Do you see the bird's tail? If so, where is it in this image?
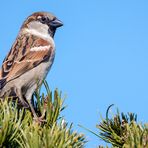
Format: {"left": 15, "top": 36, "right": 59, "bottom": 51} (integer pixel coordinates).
{"left": 0, "top": 78, "right": 6, "bottom": 89}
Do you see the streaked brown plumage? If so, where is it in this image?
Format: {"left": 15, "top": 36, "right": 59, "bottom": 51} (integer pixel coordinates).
{"left": 0, "top": 12, "right": 63, "bottom": 120}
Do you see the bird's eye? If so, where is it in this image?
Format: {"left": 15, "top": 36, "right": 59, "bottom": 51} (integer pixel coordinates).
{"left": 40, "top": 17, "right": 47, "bottom": 23}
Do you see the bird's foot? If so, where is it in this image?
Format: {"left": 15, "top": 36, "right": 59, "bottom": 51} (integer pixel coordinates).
{"left": 33, "top": 116, "right": 47, "bottom": 125}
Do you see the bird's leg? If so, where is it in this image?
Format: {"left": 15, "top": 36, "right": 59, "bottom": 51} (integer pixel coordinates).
{"left": 27, "top": 100, "right": 38, "bottom": 119}
{"left": 28, "top": 99, "right": 47, "bottom": 124}
{"left": 25, "top": 88, "right": 38, "bottom": 119}
{"left": 38, "top": 96, "right": 48, "bottom": 120}
{"left": 25, "top": 84, "right": 46, "bottom": 123}
{"left": 16, "top": 88, "right": 29, "bottom": 108}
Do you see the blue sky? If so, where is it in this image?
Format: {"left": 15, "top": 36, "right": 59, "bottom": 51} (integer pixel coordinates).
{"left": 0, "top": 0, "right": 148, "bottom": 147}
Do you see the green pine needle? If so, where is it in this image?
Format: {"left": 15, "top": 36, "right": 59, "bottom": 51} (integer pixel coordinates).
{"left": 0, "top": 80, "right": 86, "bottom": 147}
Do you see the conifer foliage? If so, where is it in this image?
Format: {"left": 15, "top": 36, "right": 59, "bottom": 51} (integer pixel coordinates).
{"left": 95, "top": 105, "right": 148, "bottom": 148}
{"left": 0, "top": 81, "right": 86, "bottom": 148}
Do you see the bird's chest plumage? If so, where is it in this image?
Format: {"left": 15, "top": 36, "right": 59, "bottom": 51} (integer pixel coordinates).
{"left": 22, "top": 29, "right": 55, "bottom": 84}
{"left": 22, "top": 48, "right": 55, "bottom": 88}
{"left": 33, "top": 49, "right": 55, "bottom": 79}
{"left": 14, "top": 31, "right": 56, "bottom": 91}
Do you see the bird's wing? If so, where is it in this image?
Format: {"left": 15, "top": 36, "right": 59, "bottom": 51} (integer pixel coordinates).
{"left": 0, "top": 34, "right": 54, "bottom": 88}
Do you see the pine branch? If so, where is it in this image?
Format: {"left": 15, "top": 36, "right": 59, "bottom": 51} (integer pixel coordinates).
{"left": 96, "top": 105, "right": 148, "bottom": 147}
{"left": 0, "top": 80, "right": 86, "bottom": 147}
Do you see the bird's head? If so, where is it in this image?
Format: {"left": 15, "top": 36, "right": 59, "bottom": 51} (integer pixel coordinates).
{"left": 21, "top": 12, "right": 63, "bottom": 38}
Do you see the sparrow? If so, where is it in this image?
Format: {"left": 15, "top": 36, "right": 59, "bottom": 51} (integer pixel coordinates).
{"left": 0, "top": 12, "right": 63, "bottom": 120}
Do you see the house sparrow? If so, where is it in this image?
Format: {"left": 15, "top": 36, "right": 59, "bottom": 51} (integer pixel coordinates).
{"left": 0, "top": 12, "right": 63, "bottom": 120}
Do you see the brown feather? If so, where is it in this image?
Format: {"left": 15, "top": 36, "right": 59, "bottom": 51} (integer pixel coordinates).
{"left": 0, "top": 33, "right": 53, "bottom": 85}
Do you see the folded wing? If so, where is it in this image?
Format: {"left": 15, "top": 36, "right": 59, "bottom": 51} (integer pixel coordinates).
{"left": 0, "top": 34, "right": 53, "bottom": 88}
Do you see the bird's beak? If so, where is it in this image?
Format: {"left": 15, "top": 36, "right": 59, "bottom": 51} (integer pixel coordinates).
{"left": 49, "top": 18, "right": 63, "bottom": 28}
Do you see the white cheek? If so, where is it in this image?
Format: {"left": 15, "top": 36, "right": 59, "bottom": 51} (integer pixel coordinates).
{"left": 24, "top": 28, "right": 55, "bottom": 48}
{"left": 28, "top": 21, "right": 49, "bottom": 34}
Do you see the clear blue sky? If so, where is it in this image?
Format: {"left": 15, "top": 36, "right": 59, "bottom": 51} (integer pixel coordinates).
{"left": 0, "top": 0, "right": 148, "bottom": 147}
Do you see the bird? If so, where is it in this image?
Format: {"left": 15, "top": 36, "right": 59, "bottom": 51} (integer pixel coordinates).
{"left": 0, "top": 12, "right": 63, "bottom": 120}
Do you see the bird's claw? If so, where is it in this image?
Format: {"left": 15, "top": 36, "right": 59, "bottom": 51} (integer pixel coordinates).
{"left": 33, "top": 116, "right": 47, "bottom": 125}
